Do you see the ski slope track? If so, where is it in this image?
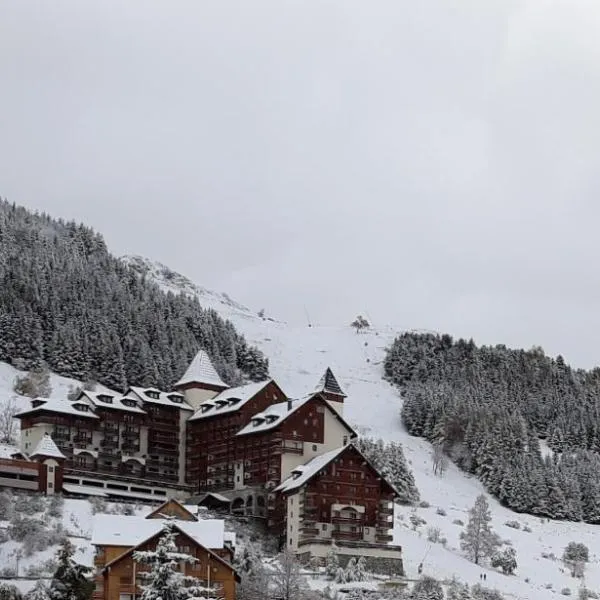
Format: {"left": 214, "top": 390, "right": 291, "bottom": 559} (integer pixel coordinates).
{"left": 0, "top": 256, "right": 598, "bottom": 599}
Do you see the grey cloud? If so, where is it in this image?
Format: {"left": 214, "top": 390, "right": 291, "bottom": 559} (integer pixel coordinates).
{"left": 2, "top": 1, "right": 600, "bottom": 367}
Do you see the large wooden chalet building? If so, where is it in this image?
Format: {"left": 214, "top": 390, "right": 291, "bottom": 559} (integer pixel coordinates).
{"left": 15, "top": 352, "right": 402, "bottom": 565}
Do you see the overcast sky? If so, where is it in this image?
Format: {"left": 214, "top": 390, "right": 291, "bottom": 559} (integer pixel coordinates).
{"left": 2, "top": 1, "right": 600, "bottom": 367}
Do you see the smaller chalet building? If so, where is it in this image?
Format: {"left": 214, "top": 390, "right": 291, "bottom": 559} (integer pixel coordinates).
{"left": 276, "top": 443, "right": 401, "bottom": 562}
{"left": 92, "top": 499, "right": 238, "bottom": 600}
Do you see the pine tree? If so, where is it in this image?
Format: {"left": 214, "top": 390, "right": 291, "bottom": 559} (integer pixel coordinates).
{"left": 325, "top": 548, "right": 339, "bottom": 579}
{"left": 354, "top": 556, "right": 367, "bottom": 582}
{"left": 50, "top": 539, "right": 93, "bottom": 600}
{"left": 0, "top": 585, "right": 22, "bottom": 600}
{"left": 133, "top": 522, "right": 220, "bottom": 600}
{"left": 412, "top": 575, "right": 444, "bottom": 600}
{"left": 460, "top": 495, "right": 500, "bottom": 565}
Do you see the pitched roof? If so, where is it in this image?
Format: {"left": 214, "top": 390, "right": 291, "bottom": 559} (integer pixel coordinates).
{"left": 236, "top": 396, "right": 312, "bottom": 436}
{"left": 236, "top": 392, "right": 356, "bottom": 437}
{"left": 174, "top": 349, "right": 229, "bottom": 389}
{"left": 315, "top": 367, "right": 346, "bottom": 397}
{"left": 275, "top": 446, "right": 347, "bottom": 493}
{"left": 100, "top": 522, "right": 239, "bottom": 580}
{"left": 15, "top": 398, "right": 100, "bottom": 419}
{"left": 276, "top": 442, "right": 399, "bottom": 497}
{"left": 145, "top": 498, "right": 198, "bottom": 521}
{"left": 91, "top": 514, "right": 226, "bottom": 549}
{"left": 188, "top": 380, "right": 275, "bottom": 421}
{"left": 127, "top": 387, "right": 193, "bottom": 411}
{"left": 79, "top": 390, "right": 146, "bottom": 414}
{"left": 30, "top": 433, "right": 65, "bottom": 460}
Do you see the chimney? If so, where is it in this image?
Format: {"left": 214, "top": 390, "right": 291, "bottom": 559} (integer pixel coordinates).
{"left": 287, "top": 399, "right": 293, "bottom": 411}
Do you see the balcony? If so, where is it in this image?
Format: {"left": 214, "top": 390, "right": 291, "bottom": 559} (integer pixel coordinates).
{"left": 332, "top": 515, "right": 364, "bottom": 524}
{"left": 121, "top": 443, "right": 140, "bottom": 454}
{"left": 376, "top": 533, "right": 394, "bottom": 543}
{"left": 281, "top": 441, "right": 303, "bottom": 454}
{"left": 100, "top": 438, "right": 119, "bottom": 449}
{"left": 379, "top": 505, "right": 394, "bottom": 516}
{"left": 98, "top": 448, "right": 121, "bottom": 458}
{"left": 122, "top": 429, "right": 140, "bottom": 439}
{"left": 53, "top": 431, "right": 71, "bottom": 442}
{"left": 73, "top": 434, "right": 92, "bottom": 445}
{"left": 300, "top": 526, "right": 319, "bottom": 536}
{"left": 332, "top": 530, "right": 362, "bottom": 541}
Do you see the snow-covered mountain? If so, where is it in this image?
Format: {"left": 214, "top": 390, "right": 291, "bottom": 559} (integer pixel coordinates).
{"left": 1, "top": 258, "right": 599, "bottom": 599}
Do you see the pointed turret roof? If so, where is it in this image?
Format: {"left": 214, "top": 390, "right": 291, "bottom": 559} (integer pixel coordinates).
{"left": 174, "top": 349, "right": 229, "bottom": 390}
{"left": 30, "top": 433, "right": 65, "bottom": 460}
{"left": 314, "top": 367, "right": 346, "bottom": 397}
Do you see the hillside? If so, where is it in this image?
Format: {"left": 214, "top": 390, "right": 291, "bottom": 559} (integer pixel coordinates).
{"left": 0, "top": 201, "right": 268, "bottom": 391}
{"left": 130, "top": 260, "right": 600, "bottom": 600}
{"left": 1, "top": 251, "right": 599, "bottom": 599}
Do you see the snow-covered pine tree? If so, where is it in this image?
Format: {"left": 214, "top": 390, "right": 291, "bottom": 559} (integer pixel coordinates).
{"left": 447, "top": 579, "right": 472, "bottom": 600}
{"left": 50, "top": 538, "right": 93, "bottom": 600}
{"left": 460, "top": 494, "right": 500, "bottom": 565}
{"left": 325, "top": 548, "right": 339, "bottom": 579}
{"left": 354, "top": 556, "right": 367, "bottom": 582}
{"left": 490, "top": 547, "right": 517, "bottom": 575}
{"left": 344, "top": 557, "right": 357, "bottom": 582}
{"left": 134, "top": 522, "right": 221, "bottom": 600}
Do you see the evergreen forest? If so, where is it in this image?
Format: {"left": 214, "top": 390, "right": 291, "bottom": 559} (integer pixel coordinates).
{"left": 385, "top": 332, "right": 600, "bottom": 523}
{"left": 0, "top": 200, "right": 268, "bottom": 392}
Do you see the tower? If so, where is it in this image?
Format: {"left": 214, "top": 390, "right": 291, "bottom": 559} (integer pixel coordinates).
{"left": 173, "top": 349, "right": 230, "bottom": 410}
{"left": 30, "top": 433, "right": 65, "bottom": 495}
{"left": 314, "top": 367, "right": 346, "bottom": 416}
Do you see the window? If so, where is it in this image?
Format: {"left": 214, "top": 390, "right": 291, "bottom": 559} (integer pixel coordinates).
{"left": 343, "top": 436, "right": 348, "bottom": 445}
{"left": 48, "top": 482, "right": 53, "bottom": 488}
{"left": 322, "top": 524, "right": 327, "bottom": 531}
{"left": 48, "top": 466, "right": 54, "bottom": 473}
{"left": 312, "top": 444, "right": 317, "bottom": 452}
{"left": 304, "top": 419, "right": 308, "bottom": 426}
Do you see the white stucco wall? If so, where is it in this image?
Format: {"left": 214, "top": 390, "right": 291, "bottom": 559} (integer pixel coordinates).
{"left": 21, "top": 424, "right": 52, "bottom": 454}
{"left": 287, "top": 493, "right": 302, "bottom": 551}
{"left": 181, "top": 387, "right": 220, "bottom": 410}
{"left": 44, "top": 458, "right": 59, "bottom": 495}
{"left": 280, "top": 407, "right": 351, "bottom": 479}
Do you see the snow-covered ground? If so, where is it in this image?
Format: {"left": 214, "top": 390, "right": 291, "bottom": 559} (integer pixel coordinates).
{"left": 0, "top": 259, "right": 597, "bottom": 598}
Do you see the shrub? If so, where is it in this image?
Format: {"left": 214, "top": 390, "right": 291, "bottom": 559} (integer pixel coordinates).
{"left": 47, "top": 494, "right": 64, "bottom": 518}
{"left": 412, "top": 576, "right": 443, "bottom": 600}
{"left": 410, "top": 513, "right": 427, "bottom": 530}
{"left": 13, "top": 366, "right": 51, "bottom": 398}
{"left": 426, "top": 526, "right": 446, "bottom": 545}
{"left": 562, "top": 588, "right": 572, "bottom": 596}
{"left": 470, "top": 584, "right": 505, "bottom": 600}
{"left": 419, "top": 501, "right": 431, "bottom": 509}
{"left": 0, "top": 583, "right": 22, "bottom": 600}
{"left": 491, "top": 547, "right": 517, "bottom": 575}
{"left": 0, "top": 490, "right": 15, "bottom": 521}
{"left": 8, "top": 515, "right": 44, "bottom": 542}
{"left": 89, "top": 497, "right": 108, "bottom": 514}
{"left": 504, "top": 521, "right": 520, "bottom": 530}
{"left": 546, "top": 584, "right": 553, "bottom": 590}
{"left": 564, "top": 543, "right": 589, "bottom": 563}
{"left": 523, "top": 525, "right": 532, "bottom": 533}
{"left": 453, "top": 519, "right": 464, "bottom": 526}
{"left": 436, "top": 508, "right": 447, "bottom": 516}
{"left": 0, "top": 570, "right": 16, "bottom": 579}
{"left": 17, "top": 493, "right": 46, "bottom": 515}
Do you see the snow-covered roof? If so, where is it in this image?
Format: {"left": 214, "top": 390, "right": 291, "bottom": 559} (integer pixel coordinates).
{"left": 128, "top": 386, "right": 193, "bottom": 411}
{"left": 15, "top": 398, "right": 100, "bottom": 419}
{"left": 188, "top": 380, "right": 273, "bottom": 421}
{"left": 91, "top": 514, "right": 225, "bottom": 549}
{"left": 275, "top": 446, "right": 347, "bottom": 493}
{"left": 79, "top": 390, "right": 146, "bottom": 414}
{"left": 315, "top": 367, "right": 346, "bottom": 397}
{"left": 30, "top": 433, "right": 65, "bottom": 460}
{"left": 174, "top": 349, "right": 229, "bottom": 390}
{"left": 236, "top": 396, "right": 312, "bottom": 436}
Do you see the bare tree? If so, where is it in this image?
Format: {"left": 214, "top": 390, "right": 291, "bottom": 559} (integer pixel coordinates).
{"left": 431, "top": 444, "right": 448, "bottom": 477}
{"left": 271, "top": 549, "right": 309, "bottom": 600}
{"left": 0, "top": 397, "right": 19, "bottom": 444}
{"left": 350, "top": 316, "right": 370, "bottom": 333}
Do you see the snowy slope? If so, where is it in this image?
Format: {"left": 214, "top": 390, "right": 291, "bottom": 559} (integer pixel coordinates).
{"left": 135, "top": 260, "right": 599, "bottom": 600}
{"left": 0, "top": 259, "right": 598, "bottom": 598}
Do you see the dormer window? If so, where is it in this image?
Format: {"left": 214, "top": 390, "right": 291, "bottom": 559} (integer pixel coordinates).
{"left": 74, "top": 404, "right": 89, "bottom": 412}
{"left": 144, "top": 390, "right": 160, "bottom": 400}
{"left": 228, "top": 398, "right": 242, "bottom": 405}
{"left": 168, "top": 394, "right": 183, "bottom": 404}
{"left": 122, "top": 399, "right": 136, "bottom": 408}
{"left": 201, "top": 404, "right": 212, "bottom": 413}
{"left": 215, "top": 400, "right": 228, "bottom": 408}
{"left": 97, "top": 395, "right": 113, "bottom": 404}
{"left": 265, "top": 415, "right": 278, "bottom": 424}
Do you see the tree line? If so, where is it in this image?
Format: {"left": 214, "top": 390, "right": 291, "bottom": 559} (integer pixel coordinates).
{"left": 0, "top": 200, "right": 268, "bottom": 392}
{"left": 385, "top": 332, "right": 600, "bottom": 523}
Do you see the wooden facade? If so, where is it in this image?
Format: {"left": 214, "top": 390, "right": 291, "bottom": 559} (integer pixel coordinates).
{"left": 94, "top": 528, "right": 238, "bottom": 600}
{"left": 185, "top": 380, "right": 287, "bottom": 489}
